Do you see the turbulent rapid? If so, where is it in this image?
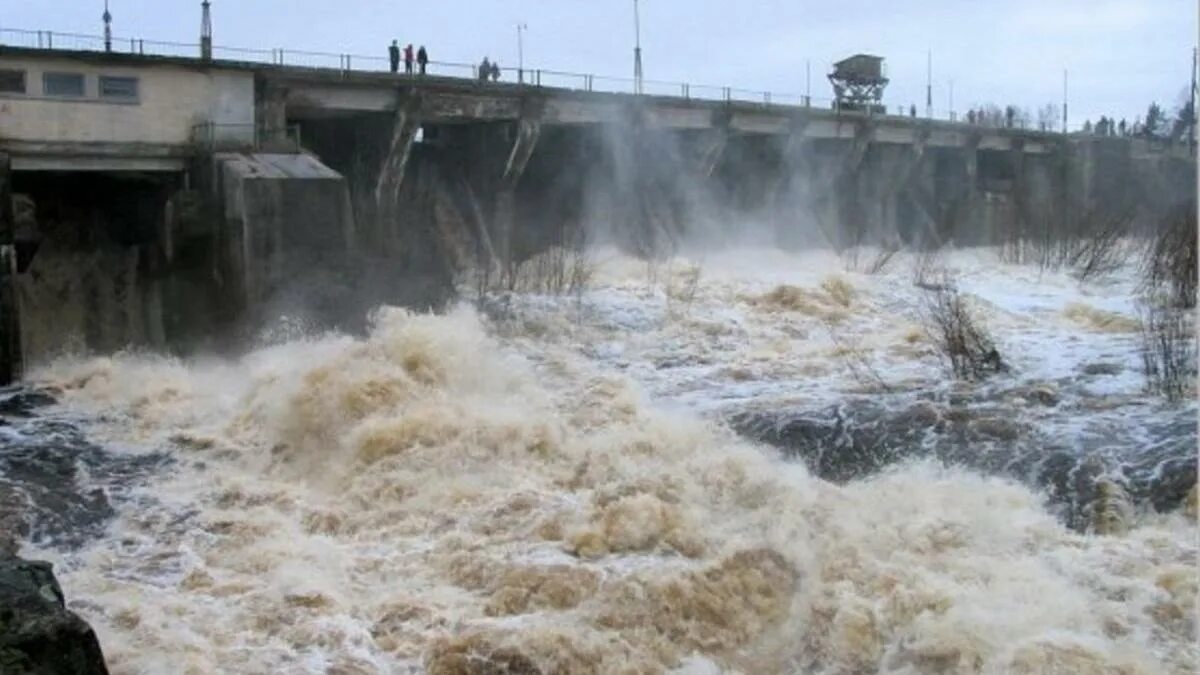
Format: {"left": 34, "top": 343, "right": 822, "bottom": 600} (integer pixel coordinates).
{"left": 6, "top": 247, "right": 1197, "bottom": 674}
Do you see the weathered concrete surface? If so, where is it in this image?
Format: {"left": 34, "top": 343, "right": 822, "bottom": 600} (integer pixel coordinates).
{"left": 213, "top": 152, "right": 356, "bottom": 326}
{"left": 0, "top": 152, "right": 19, "bottom": 385}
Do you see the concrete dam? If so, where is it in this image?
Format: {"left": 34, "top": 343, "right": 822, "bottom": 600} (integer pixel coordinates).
{"left": 0, "top": 46, "right": 1193, "bottom": 381}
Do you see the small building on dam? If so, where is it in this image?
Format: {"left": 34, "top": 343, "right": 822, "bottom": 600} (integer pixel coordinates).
{"left": 0, "top": 44, "right": 1193, "bottom": 383}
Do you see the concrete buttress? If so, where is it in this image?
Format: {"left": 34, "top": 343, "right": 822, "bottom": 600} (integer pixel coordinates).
{"left": 375, "top": 92, "right": 423, "bottom": 220}
{"left": 0, "top": 153, "right": 20, "bottom": 384}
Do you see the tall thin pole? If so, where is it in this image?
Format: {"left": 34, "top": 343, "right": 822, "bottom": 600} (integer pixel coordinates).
{"left": 516, "top": 23, "right": 527, "bottom": 84}
{"left": 200, "top": 0, "right": 213, "bottom": 61}
{"left": 948, "top": 79, "right": 954, "bottom": 121}
{"left": 633, "top": 0, "right": 643, "bottom": 94}
{"left": 925, "top": 49, "right": 932, "bottom": 118}
{"left": 102, "top": 0, "right": 112, "bottom": 53}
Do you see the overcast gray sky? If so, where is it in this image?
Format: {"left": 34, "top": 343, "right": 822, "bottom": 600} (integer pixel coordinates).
{"left": 5, "top": 1, "right": 1196, "bottom": 127}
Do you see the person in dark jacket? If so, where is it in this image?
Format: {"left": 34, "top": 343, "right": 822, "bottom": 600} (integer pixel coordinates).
{"left": 388, "top": 40, "right": 400, "bottom": 73}
{"left": 491, "top": 61, "right": 501, "bottom": 82}
{"left": 404, "top": 44, "right": 415, "bottom": 74}
{"left": 417, "top": 45, "right": 429, "bottom": 75}
{"left": 479, "top": 57, "right": 491, "bottom": 81}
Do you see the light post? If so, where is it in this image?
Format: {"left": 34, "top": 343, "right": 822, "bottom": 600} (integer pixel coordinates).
{"left": 633, "top": 0, "right": 643, "bottom": 94}
{"left": 102, "top": 0, "right": 112, "bottom": 52}
{"left": 200, "top": 1, "right": 213, "bottom": 61}
{"left": 516, "top": 23, "right": 527, "bottom": 84}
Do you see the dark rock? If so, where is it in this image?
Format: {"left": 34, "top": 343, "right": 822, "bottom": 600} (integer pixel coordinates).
{"left": 0, "top": 391, "right": 57, "bottom": 419}
{"left": 1, "top": 415, "right": 169, "bottom": 549}
{"left": 1080, "top": 362, "right": 1123, "bottom": 376}
{"left": 969, "top": 417, "right": 1021, "bottom": 442}
{"left": 0, "top": 555, "right": 108, "bottom": 674}
{"left": 730, "top": 400, "right": 943, "bottom": 483}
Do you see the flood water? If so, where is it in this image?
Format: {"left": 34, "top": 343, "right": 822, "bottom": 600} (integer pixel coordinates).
{"left": 5, "top": 246, "right": 1197, "bottom": 674}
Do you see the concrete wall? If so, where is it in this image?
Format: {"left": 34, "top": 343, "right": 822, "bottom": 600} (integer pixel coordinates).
{"left": 0, "top": 54, "right": 254, "bottom": 147}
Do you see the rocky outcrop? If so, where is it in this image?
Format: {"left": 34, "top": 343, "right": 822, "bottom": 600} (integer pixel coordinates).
{"left": 0, "top": 555, "right": 108, "bottom": 674}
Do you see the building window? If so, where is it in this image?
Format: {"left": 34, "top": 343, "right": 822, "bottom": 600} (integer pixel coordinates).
{"left": 99, "top": 75, "right": 138, "bottom": 101}
{"left": 43, "top": 72, "right": 85, "bottom": 98}
{"left": 0, "top": 70, "right": 25, "bottom": 94}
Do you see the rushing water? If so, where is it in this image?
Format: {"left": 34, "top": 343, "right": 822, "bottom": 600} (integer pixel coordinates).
{"left": 6, "top": 246, "right": 1197, "bottom": 674}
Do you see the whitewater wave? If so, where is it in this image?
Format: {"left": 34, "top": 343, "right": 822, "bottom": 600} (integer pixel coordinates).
{"left": 21, "top": 260, "right": 1198, "bottom": 674}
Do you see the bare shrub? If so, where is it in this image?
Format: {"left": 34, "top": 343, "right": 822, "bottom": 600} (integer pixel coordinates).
{"left": 864, "top": 243, "right": 900, "bottom": 275}
{"left": 1142, "top": 201, "right": 1197, "bottom": 309}
{"left": 1067, "top": 215, "right": 1130, "bottom": 281}
{"left": 822, "top": 319, "right": 893, "bottom": 392}
{"left": 921, "top": 288, "right": 1006, "bottom": 380}
{"left": 1137, "top": 302, "right": 1196, "bottom": 403}
{"left": 665, "top": 262, "right": 703, "bottom": 315}
{"left": 472, "top": 222, "right": 592, "bottom": 299}
{"left": 999, "top": 204, "right": 1133, "bottom": 281}
{"left": 911, "top": 246, "right": 952, "bottom": 291}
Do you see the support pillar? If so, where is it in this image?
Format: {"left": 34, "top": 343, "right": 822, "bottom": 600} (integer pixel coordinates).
{"left": 374, "top": 93, "right": 422, "bottom": 221}
{"left": 883, "top": 128, "right": 929, "bottom": 237}
{"left": 494, "top": 109, "right": 542, "bottom": 269}
{"left": 0, "top": 153, "right": 20, "bottom": 384}
{"left": 1011, "top": 138, "right": 1028, "bottom": 230}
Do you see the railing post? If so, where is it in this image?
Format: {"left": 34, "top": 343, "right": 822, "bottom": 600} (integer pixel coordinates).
{"left": 536, "top": 70, "right": 541, "bottom": 86}
{"left": 138, "top": 39, "right": 144, "bottom": 55}
{"left": 46, "top": 31, "right": 52, "bottom": 49}
{"left": 129, "top": 38, "right": 135, "bottom": 53}
{"left": 586, "top": 75, "right": 593, "bottom": 92}
{"left": 804, "top": 95, "right": 811, "bottom": 108}
{"left": 723, "top": 86, "right": 731, "bottom": 103}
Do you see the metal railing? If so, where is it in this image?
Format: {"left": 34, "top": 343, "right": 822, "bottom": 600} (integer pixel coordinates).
{"left": 0, "top": 26, "right": 852, "bottom": 111}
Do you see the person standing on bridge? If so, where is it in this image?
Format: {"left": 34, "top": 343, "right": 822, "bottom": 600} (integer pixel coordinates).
{"left": 404, "top": 44, "right": 415, "bottom": 74}
{"left": 479, "top": 57, "right": 491, "bottom": 81}
{"left": 389, "top": 40, "right": 400, "bottom": 73}
{"left": 417, "top": 45, "right": 429, "bottom": 75}
{"left": 491, "top": 61, "right": 501, "bottom": 82}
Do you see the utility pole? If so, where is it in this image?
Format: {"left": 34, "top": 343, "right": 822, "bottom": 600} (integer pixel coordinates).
{"left": 925, "top": 49, "right": 932, "bottom": 118}
{"left": 102, "top": 0, "right": 112, "bottom": 53}
{"left": 200, "top": 1, "right": 213, "bottom": 61}
{"left": 633, "top": 0, "right": 643, "bottom": 94}
{"left": 948, "top": 79, "right": 954, "bottom": 121}
{"left": 516, "top": 23, "right": 527, "bottom": 84}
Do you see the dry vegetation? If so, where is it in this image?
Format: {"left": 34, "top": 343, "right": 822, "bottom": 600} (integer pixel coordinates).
{"left": 1137, "top": 303, "right": 1196, "bottom": 403}
{"left": 1000, "top": 206, "right": 1133, "bottom": 281}
{"left": 921, "top": 287, "right": 1007, "bottom": 380}
{"left": 1136, "top": 202, "right": 1197, "bottom": 403}
{"left": 1141, "top": 201, "right": 1197, "bottom": 310}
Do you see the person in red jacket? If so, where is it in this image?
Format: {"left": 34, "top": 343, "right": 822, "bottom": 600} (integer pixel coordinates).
{"left": 404, "top": 44, "right": 415, "bottom": 74}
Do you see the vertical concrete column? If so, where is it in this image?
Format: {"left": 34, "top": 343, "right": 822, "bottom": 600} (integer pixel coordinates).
{"left": 256, "top": 84, "right": 288, "bottom": 144}
{"left": 374, "top": 93, "right": 423, "bottom": 223}
{"left": 883, "top": 129, "right": 928, "bottom": 238}
{"left": 699, "top": 108, "right": 734, "bottom": 179}
{"left": 0, "top": 153, "right": 20, "bottom": 384}
{"left": 1011, "top": 138, "right": 1028, "bottom": 228}
{"left": 495, "top": 110, "right": 542, "bottom": 270}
